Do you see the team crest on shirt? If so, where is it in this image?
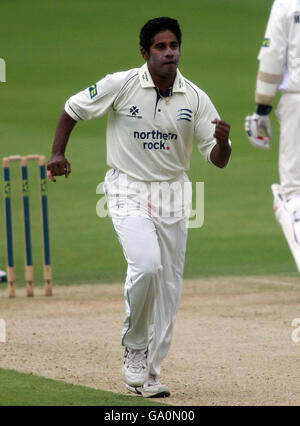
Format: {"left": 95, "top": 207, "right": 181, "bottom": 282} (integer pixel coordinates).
{"left": 177, "top": 108, "right": 193, "bottom": 122}
{"left": 294, "top": 13, "right": 300, "bottom": 23}
{"left": 89, "top": 84, "right": 97, "bottom": 99}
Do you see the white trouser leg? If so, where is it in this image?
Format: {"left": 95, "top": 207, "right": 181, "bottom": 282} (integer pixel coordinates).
{"left": 104, "top": 169, "right": 189, "bottom": 372}
{"left": 148, "top": 216, "right": 188, "bottom": 377}
{"left": 272, "top": 184, "right": 300, "bottom": 271}
{"left": 112, "top": 215, "right": 162, "bottom": 349}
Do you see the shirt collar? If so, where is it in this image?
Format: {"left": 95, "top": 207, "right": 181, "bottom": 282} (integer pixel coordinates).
{"left": 138, "top": 63, "right": 186, "bottom": 93}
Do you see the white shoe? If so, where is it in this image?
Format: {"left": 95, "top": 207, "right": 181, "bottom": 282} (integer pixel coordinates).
{"left": 122, "top": 347, "right": 148, "bottom": 387}
{"left": 126, "top": 375, "right": 170, "bottom": 398}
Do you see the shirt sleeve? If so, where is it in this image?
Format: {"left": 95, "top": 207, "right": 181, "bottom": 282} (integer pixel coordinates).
{"left": 64, "top": 71, "right": 128, "bottom": 121}
{"left": 194, "top": 92, "right": 219, "bottom": 163}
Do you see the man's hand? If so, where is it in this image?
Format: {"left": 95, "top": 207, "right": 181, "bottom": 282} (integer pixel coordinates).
{"left": 47, "top": 154, "right": 71, "bottom": 182}
{"left": 212, "top": 119, "right": 231, "bottom": 145}
{"left": 210, "top": 119, "right": 231, "bottom": 168}
{"left": 245, "top": 113, "right": 271, "bottom": 149}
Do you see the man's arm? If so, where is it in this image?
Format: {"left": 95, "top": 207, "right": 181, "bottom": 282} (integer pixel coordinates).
{"left": 47, "top": 110, "right": 77, "bottom": 182}
{"left": 210, "top": 119, "right": 231, "bottom": 168}
{"left": 245, "top": 0, "right": 287, "bottom": 149}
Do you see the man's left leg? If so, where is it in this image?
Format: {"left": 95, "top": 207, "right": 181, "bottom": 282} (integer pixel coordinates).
{"left": 148, "top": 216, "right": 188, "bottom": 375}
{"left": 145, "top": 215, "right": 188, "bottom": 397}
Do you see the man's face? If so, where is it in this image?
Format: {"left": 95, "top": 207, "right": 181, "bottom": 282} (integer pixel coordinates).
{"left": 141, "top": 30, "right": 181, "bottom": 79}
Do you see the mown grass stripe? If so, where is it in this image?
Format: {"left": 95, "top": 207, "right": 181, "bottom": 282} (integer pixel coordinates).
{"left": 0, "top": 367, "right": 168, "bottom": 406}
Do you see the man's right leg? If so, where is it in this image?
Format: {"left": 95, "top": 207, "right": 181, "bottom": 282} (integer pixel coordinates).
{"left": 111, "top": 215, "right": 162, "bottom": 386}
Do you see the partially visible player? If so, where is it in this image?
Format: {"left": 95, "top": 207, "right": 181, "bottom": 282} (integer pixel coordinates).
{"left": 245, "top": 0, "right": 300, "bottom": 271}
{"left": 47, "top": 17, "right": 231, "bottom": 398}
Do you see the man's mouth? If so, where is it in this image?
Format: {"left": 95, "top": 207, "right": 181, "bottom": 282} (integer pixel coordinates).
{"left": 163, "top": 61, "right": 176, "bottom": 65}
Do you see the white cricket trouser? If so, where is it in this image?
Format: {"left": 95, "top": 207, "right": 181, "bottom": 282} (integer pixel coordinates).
{"left": 275, "top": 92, "right": 300, "bottom": 197}
{"left": 104, "top": 169, "right": 190, "bottom": 377}
{"left": 272, "top": 184, "right": 300, "bottom": 271}
{"left": 272, "top": 93, "right": 300, "bottom": 271}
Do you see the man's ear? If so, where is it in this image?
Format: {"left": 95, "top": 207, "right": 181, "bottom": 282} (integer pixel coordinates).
{"left": 141, "top": 48, "right": 149, "bottom": 61}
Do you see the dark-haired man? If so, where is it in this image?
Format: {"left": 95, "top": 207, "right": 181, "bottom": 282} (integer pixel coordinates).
{"left": 47, "top": 17, "right": 231, "bottom": 398}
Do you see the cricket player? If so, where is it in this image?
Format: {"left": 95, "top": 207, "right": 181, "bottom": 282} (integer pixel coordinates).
{"left": 245, "top": 0, "right": 300, "bottom": 271}
{"left": 47, "top": 17, "right": 231, "bottom": 398}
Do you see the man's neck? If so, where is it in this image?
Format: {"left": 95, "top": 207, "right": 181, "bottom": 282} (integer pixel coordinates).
{"left": 147, "top": 67, "right": 177, "bottom": 93}
{"left": 153, "top": 75, "right": 176, "bottom": 93}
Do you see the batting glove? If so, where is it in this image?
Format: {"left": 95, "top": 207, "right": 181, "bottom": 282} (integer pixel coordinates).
{"left": 245, "top": 113, "right": 272, "bottom": 149}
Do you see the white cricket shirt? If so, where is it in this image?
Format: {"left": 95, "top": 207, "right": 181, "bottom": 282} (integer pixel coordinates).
{"left": 258, "top": 0, "right": 300, "bottom": 93}
{"left": 65, "top": 63, "right": 220, "bottom": 181}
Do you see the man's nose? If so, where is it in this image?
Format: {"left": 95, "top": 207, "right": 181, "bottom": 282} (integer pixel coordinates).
{"left": 165, "top": 47, "right": 174, "bottom": 56}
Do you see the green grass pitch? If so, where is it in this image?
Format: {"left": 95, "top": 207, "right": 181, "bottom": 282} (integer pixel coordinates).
{"left": 0, "top": 368, "right": 167, "bottom": 406}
